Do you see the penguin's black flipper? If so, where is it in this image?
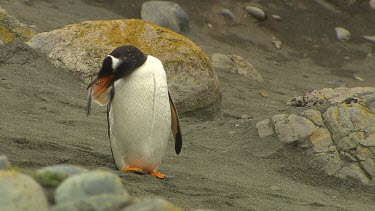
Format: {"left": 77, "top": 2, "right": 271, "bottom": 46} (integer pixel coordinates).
{"left": 107, "top": 87, "right": 115, "bottom": 161}
{"left": 106, "top": 87, "right": 115, "bottom": 139}
{"left": 168, "top": 92, "right": 182, "bottom": 155}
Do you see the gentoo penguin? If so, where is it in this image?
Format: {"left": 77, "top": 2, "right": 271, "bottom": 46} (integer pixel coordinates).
{"left": 87, "top": 45, "right": 182, "bottom": 179}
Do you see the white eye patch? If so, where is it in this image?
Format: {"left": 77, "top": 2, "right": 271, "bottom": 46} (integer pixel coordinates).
{"left": 108, "top": 55, "right": 121, "bottom": 70}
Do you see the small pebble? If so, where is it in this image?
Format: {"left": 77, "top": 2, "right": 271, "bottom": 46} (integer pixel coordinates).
{"left": 363, "top": 35, "right": 375, "bottom": 44}
{"left": 272, "top": 39, "right": 282, "bottom": 50}
{"left": 245, "top": 6, "right": 267, "bottom": 21}
{"left": 271, "top": 14, "right": 282, "bottom": 21}
{"left": 370, "top": 0, "right": 375, "bottom": 10}
{"left": 335, "top": 27, "right": 350, "bottom": 41}
{"left": 260, "top": 91, "right": 269, "bottom": 97}
{"left": 353, "top": 75, "right": 364, "bottom": 81}
{"left": 219, "top": 8, "right": 234, "bottom": 20}
{"left": 207, "top": 23, "right": 213, "bottom": 28}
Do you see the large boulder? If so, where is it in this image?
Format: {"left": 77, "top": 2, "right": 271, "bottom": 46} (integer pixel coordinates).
{"left": 141, "top": 1, "right": 190, "bottom": 33}
{"left": 0, "top": 7, "right": 35, "bottom": 44}
{"left": 27, "top": 19, "right": 221, "bottom": 117}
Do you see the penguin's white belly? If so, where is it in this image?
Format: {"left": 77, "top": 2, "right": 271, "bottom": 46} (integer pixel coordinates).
{"left": 109, "top": 56, "right": 171, "bottom": 172}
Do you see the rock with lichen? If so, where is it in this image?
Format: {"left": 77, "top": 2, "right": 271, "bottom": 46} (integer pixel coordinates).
{"left": 288, "top": 87, "right": 375, "bottom": 107}
{"left": 27, "top": 19, "right": 221, "bottom": 117}
{"left": 257, "top": 88, "right": 375, "bottom": 186}
{"left": 211, "top": 53, "right": 263, "bottom": 83}
{"left": 0, "top": 163, "right": 195, "bottom": 210}
{"left": 273, "top": 114, "right": 316, "bottom": 144}
{"left": 33, "top": 165, "right": 88, "bottom": 188}
{"left": 0, "top": 7, "right": 35, "bottom": 43}
{"left": 0, "top": 170, "right": 49, "bottom": 211}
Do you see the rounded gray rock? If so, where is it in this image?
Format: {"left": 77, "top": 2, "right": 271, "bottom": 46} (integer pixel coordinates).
{"left": 245, "top": 6, "right": 267, "bottom": 21}
{"left": 256, "top": 119, "right": 274, "bottom": 138}
{"left": 274, "top": 114, "right": 316, "bottom": 144}
{"left": 211, "top": 53, "right": 234, "bottom": 72}
{"left": 335, "top": 27, "right": 350, "bottom": 42}
{"left": 55, "top": 170, "right": 128, "bottom": 204}
{"left": 34, "top": 164, "right": 89, "bottom": 187}
{"left": 122, "top": 197, "right": 180, "bottom": 211}
{"left": 37, "top": 164, "right": 88, "bottom": 176}
{"left": 219, "top": 8, "right": 234, "bottom": 20}
{"left": 211, "top": 53, "right": 263, "bottom": 82}
{"left": 141, "top": 1, "right": 190, "bottom": 33}
{"left": 0, "top": 170, "right": 49, "bottom": 211}
{"left": 51, "top": 194, "right": 132, "bottom": 211}
{"left": 228, "top": 55, "right": 264, "bottom": 82}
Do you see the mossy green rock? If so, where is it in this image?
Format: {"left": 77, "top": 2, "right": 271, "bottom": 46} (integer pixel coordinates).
{"left": 27, "top": 19, "right": 221, "bottom": 116}
{"left": 0, "top": 170, "right": 49, "bottom": 211}
{"left": 0, "top": 7, "right": 35, "bottom": 43}
{"left": 34, "top": 165, "right": 88, "bottom": 188}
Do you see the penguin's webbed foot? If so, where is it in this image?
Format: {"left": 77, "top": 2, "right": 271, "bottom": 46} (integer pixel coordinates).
{"left": 123, "top": 167, "right": 166, "bottom": 179}
{"left": 149, "top": 171, "right": 166, "bottom": 179}
{"left": 122, "top": 167, "right": 146, "bottom": 175}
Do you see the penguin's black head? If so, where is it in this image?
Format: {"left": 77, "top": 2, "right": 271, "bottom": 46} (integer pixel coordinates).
{"left": 87, "top": 45, "right": 147, "bottom": 111}
{"left": 99, "top": 45, "right": 147, "bottom": 81}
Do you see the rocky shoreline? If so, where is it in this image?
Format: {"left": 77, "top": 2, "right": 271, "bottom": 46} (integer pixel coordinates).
{"left": 0, "top": 156, "right": 189, "bottom": 211}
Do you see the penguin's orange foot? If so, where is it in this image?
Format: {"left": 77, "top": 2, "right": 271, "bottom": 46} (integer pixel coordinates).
{"left": 122, "top": 167, "right": 146, "bottom": 175}
{"left": 149, "top": 171, "right": 166, "bottom": 179}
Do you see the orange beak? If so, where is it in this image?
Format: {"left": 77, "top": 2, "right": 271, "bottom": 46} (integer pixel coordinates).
{"left": 87, "top": 75, "right": 114, "bottom": 114}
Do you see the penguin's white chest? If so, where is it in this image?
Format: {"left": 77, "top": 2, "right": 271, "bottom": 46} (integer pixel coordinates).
{"left": 109, "top": 56, "right": 171, "bottom": 172}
